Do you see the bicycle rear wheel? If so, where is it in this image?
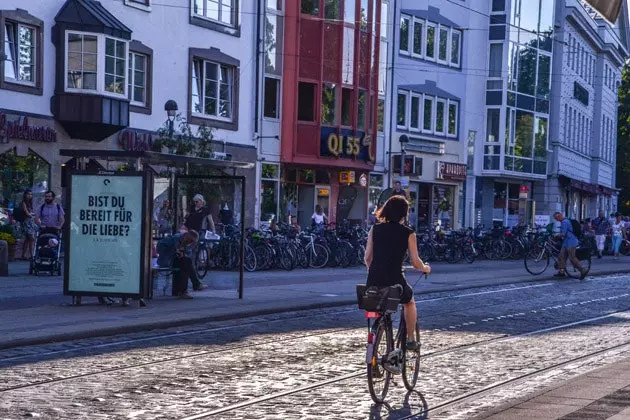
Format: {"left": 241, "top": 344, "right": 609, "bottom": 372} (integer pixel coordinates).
{"left": 367, "top": 323, "right": 392, "bottom": 404}
{"left": 401, "top": 320, "right": 420, "bottom": 391}
{"left": 566, "top": 256, "right": 591, "bottom": 279}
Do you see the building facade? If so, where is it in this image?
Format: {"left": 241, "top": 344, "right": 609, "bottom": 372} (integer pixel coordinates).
{"left": 255, "top": 0, "right": 383, "bottom": 229}
{"left": 389, "top": 0, "right": 487, "bottom": 231}
{"left": 473, "top": 0, "right": 629, "bottom": 228}
{"left": 0, "top": 0, "right": 258, "bottom": 226}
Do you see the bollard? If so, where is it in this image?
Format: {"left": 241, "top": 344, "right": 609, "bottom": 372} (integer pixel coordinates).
{"left": 0, "top": 240, "right": 7, "bottom": 277}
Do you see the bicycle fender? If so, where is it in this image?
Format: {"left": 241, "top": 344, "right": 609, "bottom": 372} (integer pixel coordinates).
{"left": 366, "top": 343, "right": 375, "bottom": 364}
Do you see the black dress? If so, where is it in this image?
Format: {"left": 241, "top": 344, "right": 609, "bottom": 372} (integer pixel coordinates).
{"left": 366, "top": 221, "right": 414, "bottom": 303}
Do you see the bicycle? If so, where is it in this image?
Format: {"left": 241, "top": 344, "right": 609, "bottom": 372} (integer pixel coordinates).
{"left": 524, "top": 234, "right": 591, "bottom": 278}
{"left": 356, "top": 283, "right": 421, "bottom": 404}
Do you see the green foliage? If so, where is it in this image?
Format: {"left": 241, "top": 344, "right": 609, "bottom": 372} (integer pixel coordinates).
{"left": 151, "top": 114, "right": 215, "bottom": 158}
{"left": 618, "top": 62, "right": 630, "bottom": 213}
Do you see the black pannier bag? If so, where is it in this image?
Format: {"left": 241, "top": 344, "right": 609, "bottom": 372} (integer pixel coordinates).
{"left": 575, "top": 247, "right": 590, "bottom": 261}
{"left": 356, "top": 285, "right": 402, "bottom": 312}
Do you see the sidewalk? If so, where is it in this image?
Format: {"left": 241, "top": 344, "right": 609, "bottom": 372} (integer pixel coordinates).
{"left": 479, "top": 357, "right": 630, "bottom": 419}
{"left": 0, "top": 257, "right": 628, "bottom": 350}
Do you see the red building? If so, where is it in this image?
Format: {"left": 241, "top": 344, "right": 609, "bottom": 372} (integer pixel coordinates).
{"left": 279, "top": 0, "right": 381, "bottom": 228}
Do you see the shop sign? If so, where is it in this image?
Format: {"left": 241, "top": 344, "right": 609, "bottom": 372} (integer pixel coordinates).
{"left": 117, "top": 129, "right": 155, "bottom": 152}
{"left": 0, "top": 113, "right": 57, "bottom": 144}
{"left": 359, "top": 173, "right": 368, "bottom": 187}
{"left": 320, "top": 127, "right": 375, "bottom": 162}
{"left": 535, "top": 215, "right": 550, "bottom": 227}
{"left": 65, "top": 172, "right": 150, "bottom": 298}
{"left": 339, "top": 171, "right": 356, "bottom": 184}
{"left": 436, "top": 161, "right": 467, "bottom": 181}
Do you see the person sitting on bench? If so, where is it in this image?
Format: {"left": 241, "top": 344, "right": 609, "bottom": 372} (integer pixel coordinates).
{"left": 156, "top": 230, "right": 208, "bottom": 299}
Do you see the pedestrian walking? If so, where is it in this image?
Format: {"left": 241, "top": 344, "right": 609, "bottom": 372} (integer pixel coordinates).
{"left": 553, "top": 212, "right": 588, "bottom": 280}
{"left": 391, "top": 181, "right": 408, "bottom": 199}
{"left": 182, "top": 194, "right": 215, "bottom": 234}
{"left": 311, "top": 204, "right": 328, "bottom": 227}
{"left": 15, "top": 190, "right": 36, "bottom": 260}
{"left": 592, "top": 211, "right": 610, "bottom": 258}
{"left": 611, "top": 213, "right": 627, "bottom": 260}
{"left": 35, "top": 190, "right": 65, "bottom": 236}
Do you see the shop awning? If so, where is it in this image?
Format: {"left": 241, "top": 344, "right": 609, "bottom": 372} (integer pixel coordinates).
{"left": 59, "top": 149, "right": 255, "bottom": 170}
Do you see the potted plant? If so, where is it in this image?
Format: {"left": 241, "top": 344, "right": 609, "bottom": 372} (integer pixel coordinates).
{"left": 0, "top": 225, "right": 17, "bottom": 261}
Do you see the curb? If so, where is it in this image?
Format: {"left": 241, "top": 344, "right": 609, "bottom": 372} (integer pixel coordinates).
{"left": 1, "top": 269, "right": 628, "bottom": 351}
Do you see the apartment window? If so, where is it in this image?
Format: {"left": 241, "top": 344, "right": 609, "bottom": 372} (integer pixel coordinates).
{"left": 410, "top": 95, "right": 420, "bottom": 130}
{"left": 66, "top": 32, "right": 129, "bottom": 98}
{"left": 0, "top": 11, "right": 43, "bottom": 95}
{"left": 297, "top": 82, "right": 316, "bottom": 121}
{"left": 378, "top": 40, "right": 387, "bottom": 94}
{"left": 397, "top": 91, "right": 408, "bottom": 127}
{"left": 423, "top": 97, "right": 433, "bottom": 131}
{"left": 492, "top": 0, "right": 505, "bottom": 12}
{"left": 4, "top": 22, "right": 35, "bottom": 85}
{"left": 125, "top": 0, "right": 151, "bottom": 8}
{"left": 191, "top": 58, "right": 236, "bottom": 127}
{"left": 426, "top": 23, "right": 436, "bottom": 59}
{"left": 357, "top": 89, "right": 367, "bottom": 129}
{"left": 360, "top": 0, "right": 368, "bottom": 30}
{"left": 321, "top": 83, "right": 336, "bottom": 125}
{"left": 263, "top": 77, "right": 280, "bottom": 119}
{"left": 264, "top": 14, "right": 283, "bottom": 75}
{"left": 400, "top": 16, "right": 410, "bottom": 53}
{"left": 341, "top": 88, "right": 353, "bottom": 126}
{"left": 412, "top": 19, "right": 423, "bottom": 56}
{"left": 435, "top": 99, "right": 446, "bottom": 134}
{"left": 342, "top": 27, "right": 355, "bottom": 84}
{"left": 380, "top": 2, "right": 388, "bottom": 39}
{"left": 193, "top": 0, "right": 236, "bottom": 26}
{"left": 488, "top": 43, "right": 502, "bottom": 78}
{"left": 451, "top": 29, "right": 461, "bottom": 67}
{"left": 127, "top": 42, "right": 152, "bottom": 114}
{"left": 438, "top": 27, "right": 448, "bottom": 62}
{"left": 267, "top": 0, "right": 282, "bottom": 10}
{"left": 324, "top": 0, "right": 341, "bottom": 20}
{"left": 377, "top": 98, "right": 385, "bottom": 132}
{"left": 563, "top": 104, "right": 568, "bottom": 144}
{"left": 344, "top": 0, "right": 356, "bottom": 23}
{"left": 448, "top": 102, "right": 458, "bottom": 136}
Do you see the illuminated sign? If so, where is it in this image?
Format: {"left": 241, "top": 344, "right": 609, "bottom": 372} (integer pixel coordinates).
{"left": 317, "top": 188, "right": 330, "bottom": 197}
{"left": 320, "top": 128, "right": 375, "bottom": 162}
{"left": 339, "top": 171, "right": 356, "bottom": 184}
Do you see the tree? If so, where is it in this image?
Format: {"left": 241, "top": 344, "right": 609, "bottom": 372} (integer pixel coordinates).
{"left": 617, "top": 62, "right": 630, "bottom": 213}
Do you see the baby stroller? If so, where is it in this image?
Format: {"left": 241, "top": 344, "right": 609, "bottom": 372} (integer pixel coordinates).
{"left": 30, "top": 231, "right": 62, "bottom": 276}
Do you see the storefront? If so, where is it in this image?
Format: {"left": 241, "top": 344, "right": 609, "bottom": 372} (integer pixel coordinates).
{"left": 477, "top": 177, "right": 538, "bottom": 228}
{"left": 0, "top": 112, "right": 58, "bottom": 211}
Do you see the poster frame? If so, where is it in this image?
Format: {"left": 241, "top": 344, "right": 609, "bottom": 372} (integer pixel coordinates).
{"left": 63, "top": 170, "right": 151, "bottom": 299}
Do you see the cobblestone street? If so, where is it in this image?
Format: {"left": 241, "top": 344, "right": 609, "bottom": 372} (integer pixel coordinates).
{"left": 3, "top": 273, "right": 630, "bottom": 419}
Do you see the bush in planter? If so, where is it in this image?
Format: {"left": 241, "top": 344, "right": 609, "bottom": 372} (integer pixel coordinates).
{"left": 0, "top": 232, "right": 16, "bottom": 245}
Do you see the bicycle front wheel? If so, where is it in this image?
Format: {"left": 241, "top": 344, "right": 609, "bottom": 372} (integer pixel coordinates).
{"left": 524, "top": 247, "right": 549, "bottom": 275}
{"left": 367, "top": 323, "right": 392, "bottom": 404}
{"left": 402, "top": 321, "right": 420, "bottom": 391}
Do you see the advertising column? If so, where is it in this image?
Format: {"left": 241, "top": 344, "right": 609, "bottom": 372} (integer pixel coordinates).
{"left": 64, "top": 172, "right": 150, "bottom": 298}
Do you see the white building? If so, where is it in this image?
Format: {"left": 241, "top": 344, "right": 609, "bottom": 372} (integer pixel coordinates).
{"left": 0, "top": 0, "right": 258, "bottom": 224}
{"left": 473, "top": 0, "right": 629, "bottom": 228}
{"left": 388, "top": 0, "right": 487, "bottom": 230}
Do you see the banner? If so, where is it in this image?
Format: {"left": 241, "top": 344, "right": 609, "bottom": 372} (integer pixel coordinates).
{"left": 65, "top": 173, "right": 146, "bottom": 296}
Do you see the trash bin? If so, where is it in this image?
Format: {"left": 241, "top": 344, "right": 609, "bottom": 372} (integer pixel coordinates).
{"left": 0, "top": 240, "right": 8, "bottom": 277}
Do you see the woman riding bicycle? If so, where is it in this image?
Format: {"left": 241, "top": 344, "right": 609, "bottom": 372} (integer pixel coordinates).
{"left": 364, "top": 195, "right": 431, "bottom": 351}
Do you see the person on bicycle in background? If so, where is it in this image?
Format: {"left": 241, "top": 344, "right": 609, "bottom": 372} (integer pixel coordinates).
{"left": 363, "top": 195, "right": 431, "bottom": 352}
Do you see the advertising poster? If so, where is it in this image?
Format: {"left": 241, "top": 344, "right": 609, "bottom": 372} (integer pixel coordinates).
{"left": 65, "top": 173, "right": 145, "bottom": 295}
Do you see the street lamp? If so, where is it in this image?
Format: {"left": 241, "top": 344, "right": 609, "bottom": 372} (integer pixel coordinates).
{"left": 399, "top": 134, "right": 409, "bottom": 177}
{"left": 164, "top": 100, "right": 178, "bottom": 139}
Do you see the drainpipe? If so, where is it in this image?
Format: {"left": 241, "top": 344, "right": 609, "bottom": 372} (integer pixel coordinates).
{"left": 254, "top": 0, "right": 262, "bottom": 135}
{"left": 254, "top": 0, "right": 264, "bottom": 227}
{"left": 386, "top": 0, "right": 398, "bottom": 189}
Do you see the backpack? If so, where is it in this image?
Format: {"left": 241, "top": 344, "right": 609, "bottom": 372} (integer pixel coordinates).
{"left": 156, "top": 235, "right": 180, "bottom": 267}
{"left": 40, "top": 203, "right": 62, "bottom": 225}
{"left": 12, "top": 206, "right": 25, "bottom": 223}
{"left": 569, "top": 219, "right": 582, "bottom": 239}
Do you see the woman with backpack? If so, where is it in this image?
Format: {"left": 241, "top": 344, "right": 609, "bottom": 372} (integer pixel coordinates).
{"left": 17, "top": 190, "right": 36, "bottom": 260}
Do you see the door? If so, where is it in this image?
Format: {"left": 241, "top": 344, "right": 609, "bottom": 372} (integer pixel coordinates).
{"left": 298, "top": 185, "right": 315, "bottom": 229}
